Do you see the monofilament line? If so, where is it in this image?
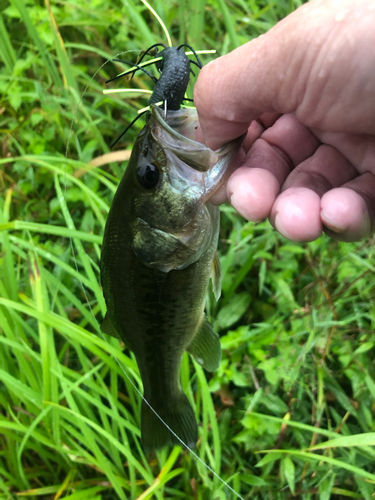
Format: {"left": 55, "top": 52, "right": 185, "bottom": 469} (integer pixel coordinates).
{"left": 64, "top": 51, "right": 244, "bottom": 500}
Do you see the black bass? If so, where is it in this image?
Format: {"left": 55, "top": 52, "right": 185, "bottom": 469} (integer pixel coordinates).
{"left": 100, "top": 105, "right": 243, "bottom": 450}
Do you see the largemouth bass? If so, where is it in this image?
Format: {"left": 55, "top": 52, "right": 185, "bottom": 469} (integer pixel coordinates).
{"left": 100, "top": 105, "right": 243, "bottom": 450}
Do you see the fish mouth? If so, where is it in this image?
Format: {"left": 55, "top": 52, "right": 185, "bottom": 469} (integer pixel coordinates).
{"left": 150, "top": 105, "right": 217, "bottom": 173}
{"left": 149, "top": 105, "right": 245, "bottom": 200}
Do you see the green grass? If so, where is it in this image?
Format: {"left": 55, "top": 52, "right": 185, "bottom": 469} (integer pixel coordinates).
{"left": 1, "top": 0, "right": 375, "bottom": 499}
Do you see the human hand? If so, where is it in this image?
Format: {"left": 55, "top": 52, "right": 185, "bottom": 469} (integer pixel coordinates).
{"left": 194, "top": 0, "right": 375, "bottom": 242}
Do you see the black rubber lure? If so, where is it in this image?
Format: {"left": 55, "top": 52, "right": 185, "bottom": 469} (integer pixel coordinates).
{"left": 106, "top": 43, "right": 202, "bottom": 148}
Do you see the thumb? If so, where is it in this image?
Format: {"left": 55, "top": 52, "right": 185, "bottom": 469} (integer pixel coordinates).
{"left": 194, "top": 0, "right": 374, "bottom": 150}
{"left": 193, "top": 3, "right": 308, "bottom": 151}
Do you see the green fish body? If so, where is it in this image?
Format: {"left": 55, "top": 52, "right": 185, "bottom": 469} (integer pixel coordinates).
{"left": 101, "top": 106, "right": 242, "bottom": 450}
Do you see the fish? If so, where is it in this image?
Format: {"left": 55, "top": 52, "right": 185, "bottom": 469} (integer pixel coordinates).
{"left": 100, "top": 104, "right": 243, "bottom": 450}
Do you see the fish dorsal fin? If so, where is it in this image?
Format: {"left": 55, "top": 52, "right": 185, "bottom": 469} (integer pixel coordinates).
{"left": 211, "top": 251, "right": 222, "bottom": 301}
{"left": 100, "top": 312, "right": 119, "bottom": 338}
{"left": 187, "top": 315, "right": 221, "bottom": 372}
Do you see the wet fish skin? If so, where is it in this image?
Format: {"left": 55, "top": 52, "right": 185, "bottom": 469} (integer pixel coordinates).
{"left": 100, "top": 107, "right": 242, "bottom": 450}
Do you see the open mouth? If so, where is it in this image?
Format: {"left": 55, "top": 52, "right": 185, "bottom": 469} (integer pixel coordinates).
{"left": 150, "top": 105, "right": 219, "bottom": 173}
{"left": 149, "top": 105, "right": 246, "bottom": 202}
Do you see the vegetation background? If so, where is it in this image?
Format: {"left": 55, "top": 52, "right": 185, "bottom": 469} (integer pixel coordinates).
{"left": 1, "top": 0, "right": 375, "bottom": 498}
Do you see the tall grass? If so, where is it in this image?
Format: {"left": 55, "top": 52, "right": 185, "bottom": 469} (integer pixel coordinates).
{"left": 1, "top": 0, "right": 375, "bottom": 499}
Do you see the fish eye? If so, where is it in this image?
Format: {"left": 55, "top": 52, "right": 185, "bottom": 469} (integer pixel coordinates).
{"left": 137, "top": 163, "right": 160, "bottom": 189}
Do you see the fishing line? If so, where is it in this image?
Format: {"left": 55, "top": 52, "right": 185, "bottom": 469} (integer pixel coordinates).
{"left": 64, "top": 51, "right": 244, "bottom": 500}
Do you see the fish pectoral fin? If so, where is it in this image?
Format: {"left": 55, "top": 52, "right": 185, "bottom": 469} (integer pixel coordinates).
{"left": 100, "top": 313, "right": 119, "bottom": 338}
{"left": 211, "top": 251, "right": 222, "bottom": 301}
{"left": 187, "top": 315, "right": 221, "bottom": 372}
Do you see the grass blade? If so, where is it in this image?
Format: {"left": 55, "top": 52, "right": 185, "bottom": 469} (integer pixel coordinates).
{"left": 12, "top": 0, "right": 62, "bottom": 86}
{"left": 0, "top": 12, "right": 16, "bottom": 72}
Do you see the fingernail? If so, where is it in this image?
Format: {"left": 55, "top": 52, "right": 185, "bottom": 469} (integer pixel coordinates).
{"left": 322, "top": 208, "right": 371, "bottom": 237}
{"left": 229, "top": 191, "right": 248, "bottom": 220}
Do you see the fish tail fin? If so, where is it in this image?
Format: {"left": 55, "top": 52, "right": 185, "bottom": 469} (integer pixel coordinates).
{"left": 141, "top": 392, "right": 198, "bottom": 451}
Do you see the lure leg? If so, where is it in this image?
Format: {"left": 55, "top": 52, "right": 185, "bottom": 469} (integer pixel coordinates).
{"left": 111, "top": 110, "right": 147, "bottom": 148}
{"left": 177, "top": 44, "right": 203, "bottom": 68}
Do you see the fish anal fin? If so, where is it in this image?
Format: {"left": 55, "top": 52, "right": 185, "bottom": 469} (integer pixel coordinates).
{"left": 211, "top": 251, "right": 222, "bottom": 301}
{"left": 187, "top": 315, "right": 221, "bottom": 372}
{"left": 141, "top": 392, "right": 198, "bottom": 451}
{"left": 100, "top": 312, "right": 119, "bottom": 338}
